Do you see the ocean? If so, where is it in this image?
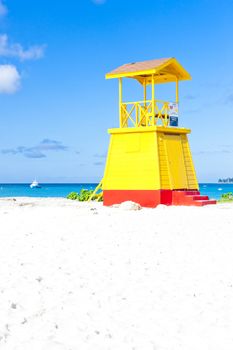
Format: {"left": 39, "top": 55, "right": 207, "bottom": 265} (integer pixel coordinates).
{"left": 0, "top": 183, "right": 232, "bottom": 200}
{"left": 0, "top": 183, "right": 98, "bottom": 198}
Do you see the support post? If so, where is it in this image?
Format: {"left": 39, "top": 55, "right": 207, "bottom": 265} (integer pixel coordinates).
{"left": 176, "top": 78, "right": 179, "bottom": 103}
{"left": 152, "top": 75, "right": 155, "bottom": 125}
{"left": 119, "top": 78, "right": 122, "bottom": 127}
{"left": 143, "top": 79, "right": 147, "bottom": 107}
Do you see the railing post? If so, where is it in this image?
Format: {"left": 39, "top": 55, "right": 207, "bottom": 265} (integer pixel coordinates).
{"left": 119, "top": 78, "right": 123, "bottom": 128}
{"left": 165, "top": 102, "right": 168, "bottom": 127}
{"left": 175, "top": 79, "right": 179, "bottom": 128}
{"left": 176, "top": 78, "right": 179, "bottom": 103}
{"left": 144, "top": 79, "right": 147, "bottom": 107}
{"left": 152, "top": 74, "right": 155, "bottom": 126}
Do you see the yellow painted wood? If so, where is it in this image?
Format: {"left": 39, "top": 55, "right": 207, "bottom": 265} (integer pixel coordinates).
{"left": 102, "top": 58, "right": 199, "bottom": 194}
{"left": 103, "top": 130, "right": 159, "bottom": 190}
{"left": 176, "top": 79, "right": 179, "bottom": 103}
{"left": 152, "top": 75, "right": 155, "bottom": 124}
{"left": 107, "top": 58, "right": 191, "bottom": 129}
{"left": 163, "top": 134, "right": 187, "bottom": 189}
{"left": 119, "top": 78, "right": 122, "bottom": 127}
{"left": 102, "top": 127, "right": 198, "bottom": 191}
{"left": 108, "top": 126, "right": 191, "bottom": 135}
{"left": 118, "top": 99, "right": 180, "bottom": 128}
{"left": 143, "top": 81, "right": 147, "bottom": 106}
{"left": 180, "top": 134, "right": 199, "bottom": 189}
{"left": 157, "top": 133, "right": 170, "bottom": 188}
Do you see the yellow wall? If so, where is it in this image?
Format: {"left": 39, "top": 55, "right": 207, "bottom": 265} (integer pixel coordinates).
{"left": 103, "top": 126, "right": 198, "bottom": 191}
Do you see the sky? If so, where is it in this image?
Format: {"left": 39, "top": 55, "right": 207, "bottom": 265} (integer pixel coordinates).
{"left": 0, "top": 0, "right": 232, "bottom": 183}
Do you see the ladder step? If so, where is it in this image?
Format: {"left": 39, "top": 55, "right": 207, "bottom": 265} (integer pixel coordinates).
{"left": 186, "top": 195, "right": 209, "bottom": 200}
{"left": 193, "top": 199, "right": 217, "bottom": 206}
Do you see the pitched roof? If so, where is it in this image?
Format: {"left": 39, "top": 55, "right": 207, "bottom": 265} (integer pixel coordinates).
{"left": 106, "top": 57, "right": 191, "bottom": 84}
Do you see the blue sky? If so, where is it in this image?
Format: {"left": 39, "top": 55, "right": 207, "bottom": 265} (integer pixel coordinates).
{"left": 0, "top": 0, "right": 232, "bottom": 183}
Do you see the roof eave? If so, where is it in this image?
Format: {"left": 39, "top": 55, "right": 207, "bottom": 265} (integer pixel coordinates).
{"left": 106, "top": 72, "right": 192, "bottom": 83}
{"left": 105, "top": 68, "right": 157, "bottom": 80}
{"left": 105, "top": 57, "right": 192, "bottom": 82}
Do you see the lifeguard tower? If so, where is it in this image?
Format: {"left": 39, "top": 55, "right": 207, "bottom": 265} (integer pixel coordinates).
{"left": 101, "top": 58, "right": 216, "bottom": 207}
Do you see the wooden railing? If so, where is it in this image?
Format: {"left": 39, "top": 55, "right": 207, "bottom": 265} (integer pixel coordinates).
{"left": 120, "top": 99, "right": 176, "bottom": 128}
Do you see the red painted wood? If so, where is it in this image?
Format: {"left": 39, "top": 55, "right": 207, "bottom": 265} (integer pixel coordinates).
{"left": 103, "top": 190, "right": 172, "bottom": 207}
{"left": 172, "top": 191, "right": 216, "bottom": 206}
{"left": 103, "top": 189, "right": 216, "bottom": 207}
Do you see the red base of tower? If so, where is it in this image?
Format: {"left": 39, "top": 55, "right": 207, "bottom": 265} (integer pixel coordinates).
{"left": 103, "top": 190, "right": 216, "bottom": 207}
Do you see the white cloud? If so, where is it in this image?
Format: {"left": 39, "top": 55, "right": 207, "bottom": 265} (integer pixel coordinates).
{"left": 0, "top": 34, "right": 46, "bottom": 61}
{"left": 2, "top": 139, "right": 68, "bottom": 158}
{"left": 0, "top": 65, "right": 20, "bottom": 93}
{"left": 0, "top": 0, "right": 7, "bottom": 17}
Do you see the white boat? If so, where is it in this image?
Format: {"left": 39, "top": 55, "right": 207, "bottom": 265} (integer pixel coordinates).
{"left": 30, "top": 179, "right": 41, "bottom": 188}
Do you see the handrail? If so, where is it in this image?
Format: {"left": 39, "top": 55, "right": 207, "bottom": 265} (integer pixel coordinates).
{"left": 123, "top": 99, "right": 168, "bottom": 105}
{"left": 120, "top": 99, "right": 176, "bottom": 128}
{"left": 88, "top": 179, "right": 103, "bottom": 202}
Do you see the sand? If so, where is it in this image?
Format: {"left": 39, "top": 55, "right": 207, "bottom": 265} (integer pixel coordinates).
{"left": 0, "top": 197, "right": 233, "bottom": 350}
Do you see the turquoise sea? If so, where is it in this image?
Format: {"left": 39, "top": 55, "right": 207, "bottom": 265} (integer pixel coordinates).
{"left": 0, "top": 183, "right": 232, "bottom": 200}
{"left": 0, "top": 183, "right": 98, "bottom": 198}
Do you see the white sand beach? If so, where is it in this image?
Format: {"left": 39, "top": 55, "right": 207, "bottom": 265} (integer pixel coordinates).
{"left": 0, "top": 198, "right": 233, "bottom": 350}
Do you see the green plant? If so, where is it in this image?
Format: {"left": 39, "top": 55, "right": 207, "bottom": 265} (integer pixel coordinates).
{"left": 67, "top": 189, "right": 103, "bottom": 202}
{"left": 78, "top": 189, "right": 94, "bottom": 201}
{"left": 218, "top": 192, "right": 233, "bottom": 203}
{"left": 67, "top": 192, "right": 79, "bottom": 200}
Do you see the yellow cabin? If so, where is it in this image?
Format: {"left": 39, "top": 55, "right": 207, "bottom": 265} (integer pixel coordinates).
{"left": 101, "top": 58, "right": 216, "bottom": 207}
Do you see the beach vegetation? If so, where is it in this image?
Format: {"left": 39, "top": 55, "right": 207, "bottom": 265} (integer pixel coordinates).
{"left": 218, "top": 192, "right": 233, "bottom": 202}
{"left": 67, "top": 192, "right": 79, "bottom": 200}
{"left": 67, "top": 189, "right": 103, "bottom": 202}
